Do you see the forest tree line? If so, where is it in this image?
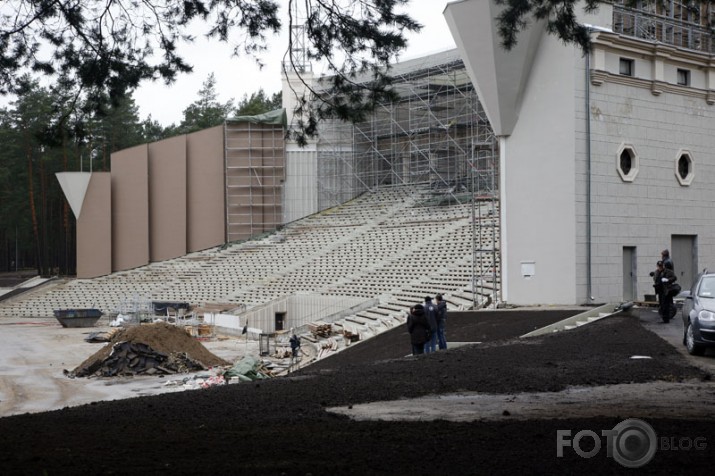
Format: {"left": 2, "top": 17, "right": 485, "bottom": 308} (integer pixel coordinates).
{"left": 0, "top": 74, "right": 281, "bottom": 276}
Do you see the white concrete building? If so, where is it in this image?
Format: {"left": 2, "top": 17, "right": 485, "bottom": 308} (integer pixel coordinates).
{"left": 445, "top": 0, "right": 715, "bottom": 305}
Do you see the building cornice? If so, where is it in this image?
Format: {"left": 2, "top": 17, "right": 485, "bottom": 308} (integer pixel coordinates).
{"left": 590, "top": 31, "right": 715, "bottom": 104}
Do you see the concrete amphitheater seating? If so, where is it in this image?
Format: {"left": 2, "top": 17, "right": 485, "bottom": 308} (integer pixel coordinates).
{"left": 0, "top": 185, "right": 500, "bottom": 323}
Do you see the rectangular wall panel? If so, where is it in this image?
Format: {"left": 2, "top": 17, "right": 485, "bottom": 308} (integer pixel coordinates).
{"left": 225, "top": 121, "right": 285, "bottom": 242}
{"left": 111, "top": 145, "right": 150, "bottom": 271}
{"left": 283, "top": 147, "right": 318, "bottom": 223}
{"left": 187, "top": 126, "right": 225, "bottom": 252}
{"left": 149, "top": 135, "right": 187, "bottom": 262}
{"left": 76, "top": 172, "right": 111, "bottom": 278}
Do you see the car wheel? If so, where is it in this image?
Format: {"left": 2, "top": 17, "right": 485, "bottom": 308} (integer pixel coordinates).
{"left": 685, "top": 322, "right": 706, "bottom": 356}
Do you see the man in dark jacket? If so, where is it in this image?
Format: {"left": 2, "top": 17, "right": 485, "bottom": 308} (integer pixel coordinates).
{"left": 423, "top": 296, "right": 439, "bottom": 353}
{"left": 652, "top": 261, "right": 665, "bottom": 306}
{"left": 435, "top": 294, "right": 448, "bottom": 350}
{"left": 289, "top": 334, "right": 301, "bottom": 358}
{"left": 407, "top": 304, "right": 430, "bottom": 355}
{"left": 653, "top": 260, "right": 677, "bottom": 322}
{"left": 661, "top": 249, "right": 674, "bottom": 271}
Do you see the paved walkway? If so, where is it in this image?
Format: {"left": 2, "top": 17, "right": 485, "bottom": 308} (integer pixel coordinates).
{"left": 636, "top": 306, "right": 715, "bottom": 374}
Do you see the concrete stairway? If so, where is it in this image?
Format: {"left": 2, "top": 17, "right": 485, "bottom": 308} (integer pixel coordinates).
{"left": 519, "top": 303, "right": 631, "bottom": 338}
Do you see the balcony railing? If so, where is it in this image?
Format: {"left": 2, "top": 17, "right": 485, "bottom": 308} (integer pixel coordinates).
{"left": 613, "top": 5, "right": 715, "bottom": 53}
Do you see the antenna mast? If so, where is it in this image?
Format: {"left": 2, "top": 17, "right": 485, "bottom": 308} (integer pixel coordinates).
{"left": 286, "top": 1, "right": 311, "bottom": 73}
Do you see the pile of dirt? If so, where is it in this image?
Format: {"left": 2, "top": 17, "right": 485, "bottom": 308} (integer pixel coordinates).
{"left": 68, "top": 322, "right": 230, "bottom": 378}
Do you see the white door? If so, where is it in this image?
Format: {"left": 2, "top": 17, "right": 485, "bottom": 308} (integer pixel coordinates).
{"left": 671, "top": 235, "right": 696, "bottom": 291}
{"left": 622, "top": 246, "right": 636, "bottom": 301}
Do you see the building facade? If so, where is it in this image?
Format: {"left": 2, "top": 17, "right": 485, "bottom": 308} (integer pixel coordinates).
{"left": 446, "top": 0, "right": 715, "bottom": 305}
{"left": 59, "top": 117, "right": 285, "bottom": 279}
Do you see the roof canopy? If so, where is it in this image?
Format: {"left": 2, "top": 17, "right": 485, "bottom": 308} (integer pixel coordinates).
{"left": 228, "top": 108, "right": 287, "bottom": 126}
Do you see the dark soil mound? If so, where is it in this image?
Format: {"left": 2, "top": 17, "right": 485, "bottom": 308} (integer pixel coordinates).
{"left": 70, "top": 322, "right": 230, "bottom": 377}
{"left": 308, "top": 308, "right": 579, "bottom": 370}
{"left": 298, "top": 313, "right": 706, "bottom": 400}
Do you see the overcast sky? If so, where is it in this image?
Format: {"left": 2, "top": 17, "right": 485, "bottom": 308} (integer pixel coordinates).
{"left": 133, "top": 1, "right": 457, "bottom": 126}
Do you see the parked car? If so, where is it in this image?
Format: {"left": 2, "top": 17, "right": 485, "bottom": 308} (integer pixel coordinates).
{"left": 680, "top": 271, "right": 715, "bottom": 356}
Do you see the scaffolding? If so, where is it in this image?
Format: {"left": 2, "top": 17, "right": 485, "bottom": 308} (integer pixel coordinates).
{"left": 314, "top": 51, "right": 501, "bottom": 306}
{"left": 612, "top": 1, "right": 715, "bottom": 53}
{"left": 224, "top": 118, "right": 286, "bottom": 242}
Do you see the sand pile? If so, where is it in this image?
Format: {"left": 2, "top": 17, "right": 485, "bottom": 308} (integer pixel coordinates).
{"left": 67, "top": 322, "right": 230, "bottom": 378}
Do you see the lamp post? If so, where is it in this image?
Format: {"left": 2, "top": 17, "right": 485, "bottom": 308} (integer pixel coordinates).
{"left": 90, "top": 148, "right": 98, "bottom": 173}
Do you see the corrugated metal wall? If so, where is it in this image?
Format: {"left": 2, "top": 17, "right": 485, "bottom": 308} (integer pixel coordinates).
{"left": 239, "top": 294, "right": 375, "bottom": 334}
{"left": 283, "top": 146, "right": 319, "bottom": 223}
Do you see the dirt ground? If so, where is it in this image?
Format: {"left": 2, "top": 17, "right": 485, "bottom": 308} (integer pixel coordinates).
{"left": 0, "top": 307, "right": 714, "bottom": 475}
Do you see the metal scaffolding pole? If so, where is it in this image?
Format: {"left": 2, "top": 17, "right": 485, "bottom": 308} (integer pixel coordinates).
{"left": 315, "top": 51, "right": 501, "bottom": 307}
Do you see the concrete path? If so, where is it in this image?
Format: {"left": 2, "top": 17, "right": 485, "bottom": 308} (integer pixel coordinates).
{"left": 328, "top": 381, "right": 715, "bottom": 422}
{"left": 637, "top": 306, "right": 715, "bottom": 374}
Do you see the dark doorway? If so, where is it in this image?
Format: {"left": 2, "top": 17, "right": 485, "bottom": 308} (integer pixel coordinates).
{"left": 275, "top": 312, "right": 286, "bottom": 331}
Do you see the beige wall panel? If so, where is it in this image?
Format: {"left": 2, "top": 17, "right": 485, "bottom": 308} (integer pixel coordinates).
{"left": 76, "top": 173, "right": 111, "bottom": 278}
{"left": 187, "top": 126, "right": 225, "bottom": 251}
{"left": 149, "top": 135, "right": 187, "bottom": 262}
{"left": 111, "top": 144, "right": 149, "bottom": 271}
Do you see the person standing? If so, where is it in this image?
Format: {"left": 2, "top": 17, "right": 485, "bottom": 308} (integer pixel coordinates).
{"left": 651, "top": 261, "right": 665, "bottom": 319}
{"left": 435, "top": 294, "right": 448, "bottom": 350}
{"left": 656, "top": 261, "right": 677, "bottom": 322}
{"left": 407, "top": 304, "right": 430, "bottom": 355}
{"left": 661, "top": 249, "right": 674, "bottom": 271}
{"left": 289, "top": 334, "right": 301, "bottom": 358}
{"left": 423, "top": 296, "right": 438, "bottom": 353}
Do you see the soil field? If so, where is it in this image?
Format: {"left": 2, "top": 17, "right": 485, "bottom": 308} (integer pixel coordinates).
{"left": 0, "top": 308, "right": 713, "bottom": 476}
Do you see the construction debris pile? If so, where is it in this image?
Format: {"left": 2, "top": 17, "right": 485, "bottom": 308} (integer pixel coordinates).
{"left": 66, "top": 322, "right": 230, "bottom": 378}
{"left": 84, "top": 328, "right": 120, "bottom": 343}
{"left": 317, "top": 338, "right": 339, "bottom": 360}
{"left": 71, "top": 342, "right": 208, "bottom": 377}
{"left": 308, "top": 321, "right": 332, "bottom": 338}
{"left": 163, "top": 369, "right": 228, "bottom": 389}
{"left": 223, "top": 356, "right": 274, "bottom": 382}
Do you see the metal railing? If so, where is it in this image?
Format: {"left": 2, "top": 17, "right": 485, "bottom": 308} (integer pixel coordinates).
{"left": 613, "top": 5, "right": 715, "bottom": 53}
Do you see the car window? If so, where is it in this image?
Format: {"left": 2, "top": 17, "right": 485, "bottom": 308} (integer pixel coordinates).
{"left": 697, "top": 277, "right": 715, "bottom": 297}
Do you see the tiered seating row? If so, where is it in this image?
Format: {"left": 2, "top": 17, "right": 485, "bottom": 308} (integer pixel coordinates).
{"left": 0, "top": 186, "right": 500, "bottom": 318}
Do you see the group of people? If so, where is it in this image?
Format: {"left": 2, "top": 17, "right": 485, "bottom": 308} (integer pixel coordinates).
{"left": 406, "top": 295, "right": 448, "bottom": 355}
{"left": 651, "top": 249, "right": 680, "bottom": 322}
